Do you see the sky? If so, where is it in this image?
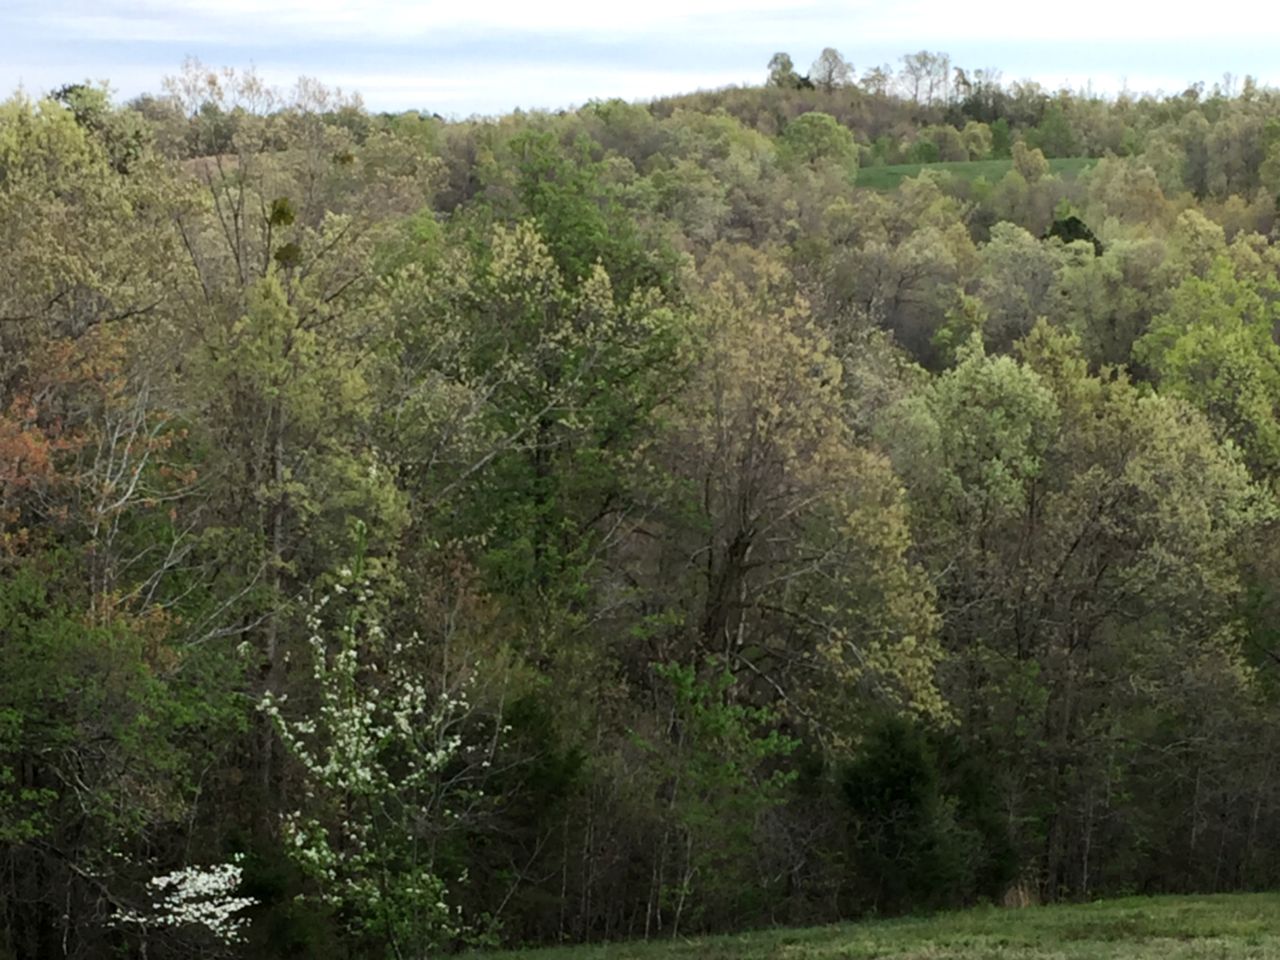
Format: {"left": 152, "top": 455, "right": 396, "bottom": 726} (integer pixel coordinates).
{"left": 5, "top": 0, "right": 1280, "bottom": 115}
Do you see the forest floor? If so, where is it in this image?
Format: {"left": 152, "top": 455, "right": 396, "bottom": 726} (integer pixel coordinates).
{"left": 475, "top": 893, "right": 1280, "bottom": 959}
{"left": 857, "top": 156, "right": 1095, "bottom": 190}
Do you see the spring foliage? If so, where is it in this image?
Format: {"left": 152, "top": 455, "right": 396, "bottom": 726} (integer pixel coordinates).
{"left": 8, "top": 58, "right": 1280, "bottom": 959}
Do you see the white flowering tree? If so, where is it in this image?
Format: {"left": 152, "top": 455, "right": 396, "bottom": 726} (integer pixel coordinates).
{"left": 115, "top": 856, "right": 256, "bottom": 955}
{"left": 261, "top": 552, "right": 503, "bottom": 958}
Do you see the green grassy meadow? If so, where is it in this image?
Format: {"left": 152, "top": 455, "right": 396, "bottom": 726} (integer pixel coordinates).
{"left": 476, "top": 894, "right": 1280, "bottom": 960}
{"left": 857, "top": 156, "right": 1096, "bottom": 191}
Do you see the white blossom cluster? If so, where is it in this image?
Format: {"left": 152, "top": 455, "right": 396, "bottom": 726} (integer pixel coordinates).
{"left": 260, "top": 562, "right": 501, "bottom": 945}
{"left": 117, "top": 856, "right": 256, "bottom": 944}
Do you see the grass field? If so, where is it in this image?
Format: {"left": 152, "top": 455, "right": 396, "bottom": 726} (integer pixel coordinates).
{"left": 857, "top": 156, "right": 1096, "bottom": 191}
{"left": 475, "top": 894, "right": 1280, "bottom": 959}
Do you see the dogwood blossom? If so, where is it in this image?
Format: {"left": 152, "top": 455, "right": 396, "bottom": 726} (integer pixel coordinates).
{"left": 116, "top": 856, "right": 256, "bottom": 944}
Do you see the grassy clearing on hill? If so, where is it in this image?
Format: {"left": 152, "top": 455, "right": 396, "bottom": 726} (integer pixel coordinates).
{"left": 475, "top": 894, "right": 1280, "bottom": 960}
{"left": 857, "top": 156, "right": 1096, "bottom": 190}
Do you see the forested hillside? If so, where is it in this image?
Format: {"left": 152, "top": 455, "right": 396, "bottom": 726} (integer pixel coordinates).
{"left": 6, "top": 52, "right": 1280, "bottom": 959}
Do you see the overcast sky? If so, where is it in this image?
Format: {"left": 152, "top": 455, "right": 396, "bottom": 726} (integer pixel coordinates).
{"left": 5, "top": 0, "right": 1280, "bottom": 115}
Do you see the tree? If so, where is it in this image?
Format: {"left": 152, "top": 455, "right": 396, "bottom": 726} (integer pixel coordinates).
{"left": 809, "top": 174, "right": 976, "bottom": 365}
{"left": 778, "top": 112, "right": 858, "bottom": 176}
{"left": 974, "top": 222, "right": 1067, "bottom": 349}
{"left": 1135, "top": 258, "right": 1280, "bottom": 480}
{"left": 860, "top": 64, "right": 894, "bottom": 96}
{"left": 899, "top": 51, "right": 951, "bottom": 105}
{"left": 502, "top": 130, "right": 680, "bottom": 298}
{"left": 0, "top": 556, "right": 242, "bottom": 957}
{"left": 881, "top": 325, "right": 1268, "bottom": 899}
{"left": 0, "top": 94, "right": 179, "bottom": 385}
{"left": 391, "top": 220, "right": 686, "bottom": 625}
{"left": 165, "top": 63, "right": 430, "bottom": 828}
{"left": 990, "top": 117, "right": 1012, "bottom": 158}
{"left": 1053, "top": 234, "right": 1170, "bottom": 368}
{"left": 766, "top": 53, "right": 802, "bottom": 90}
{"left": 645, "top": 108, "right": 775, "bottom": 247}
{"left": 634, "top": 663, "right": 796, "bottom": 935}
{"left": 961, "top": 121, "right": 993, "bottom": 160}
{"left": 841, "top": 718, "right": 1004, "bottom": 911}
{"left": 810, "top": 48, "right": 853, "bottom": 94}
{"left": 1027, "top": 102, "right": 1079, "bottom": 158}
{"left": 262, "top": 557, "right": 505, "bottom": 957}
{"left": 1012, "top": 140, "right": 1050, "bottom": 182}
{"left": 642, "top": 247, "right": 943, "bottom": 736}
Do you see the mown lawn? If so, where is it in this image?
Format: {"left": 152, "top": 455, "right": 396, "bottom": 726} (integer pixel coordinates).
{"left": 857, "top": 156, "right": 1096, "bottom": 191}
{"left": 474, "top": 893, "right": 1280, "bottom": 959}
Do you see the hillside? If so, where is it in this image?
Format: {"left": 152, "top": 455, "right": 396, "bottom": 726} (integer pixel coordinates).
{"left": 8, "top": 60, "right": 1280, "bottom": 959}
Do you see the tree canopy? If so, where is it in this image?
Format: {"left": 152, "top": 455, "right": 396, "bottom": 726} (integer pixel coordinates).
{"left": 8, "top": 55, "right": 1280, "bottom": 959}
